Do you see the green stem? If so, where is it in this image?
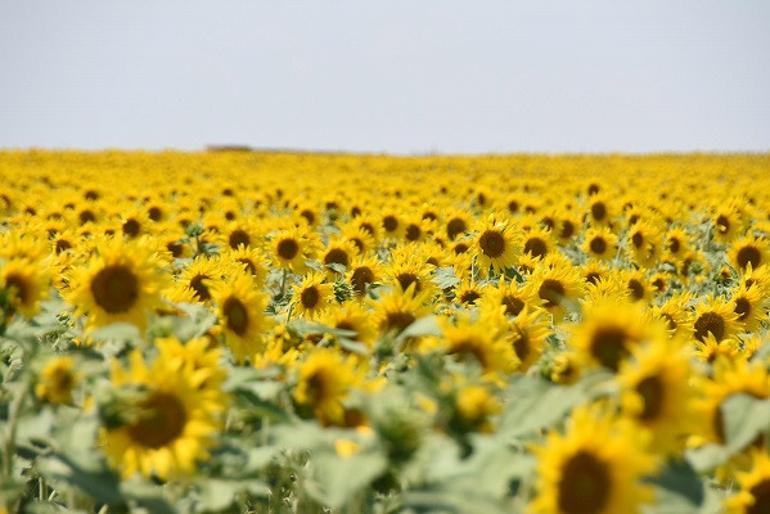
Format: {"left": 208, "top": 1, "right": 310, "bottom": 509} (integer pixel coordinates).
{"left": 2, "top": 377, "right": 29, "bottom": 479}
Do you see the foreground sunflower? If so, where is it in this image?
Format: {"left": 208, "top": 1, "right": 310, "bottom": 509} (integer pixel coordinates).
{"left": 66, "top": 237, "right": 169, "bottom": 330}
{"left": 726, "top": 451, "right": 770, "bottom": 514}
{"left": 293, "top": 348, "right": 363, "bottom": 425}
{"left": 617, "top": 340, "right": 697, "bottom": 454}
{"left": 473, "top": 216, "right": 520, "bottom": 276}
{"left": 531, "top": 406, "right": 658, "bottom": 514}
{"left": 101, "top": 350, "right": 224, "bottom": 479}
{"left": 212, "top": 271, "right": 270, "bottom": 363}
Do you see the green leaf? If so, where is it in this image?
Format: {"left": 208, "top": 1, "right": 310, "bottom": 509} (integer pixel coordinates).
{"left": 38, "top": 453, "right": 124, "bottom": 506}
{"left": 397, "top": 316, "right": 442, "bottom": 340}
{"left": 685, "top": 444, "right": 729, "bottom": 474}
{"left": 197, "top": 478, "right": 269, "bottom": 511}
{"left": 499, "top": 377, "right": 589, "bottom": 437}
{"left": 721, "top": 393, "right": 770, "bottom": 453}
{"left": 90, "top": 322, "right": 142, "bottom": 344}
{"left": 306, "top": 450, "right": 388, "bottom": 508}
{"left": 432, "top": 266, "right": 461, "bottom": 290}
{"left": 644, "top": 459, "right": 704, "bottom": 513}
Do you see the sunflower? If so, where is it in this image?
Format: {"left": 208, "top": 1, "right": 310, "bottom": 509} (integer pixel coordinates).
{"left": 66, "top": 238, "right": 169, "bottom": 330}
{"left": 270, "top": 225, "right": 318, "bottom": 273}
{"left": 690, "top": 297, "right": 740, "bottom": 344}
{"left": 582, "top": 226, "right": 618, "bottom": 261}
{"left": 570, "top": 299, "right": 665, "bottom": 372}
{"left": 292, "top": 272, "right": 334, "bottom": 320}
{"left": 473, "top": 216, "right": 520, "bottom": 276}
{"left": 696, "top": 359, "right": 770, "bottom": 445}
{"left": 444, "top": 208, "right": 472, "bottom": 241}
{"left": 725, "top": 451, "right": 770, "bottom": 514}
{"left": 585, "top": 195, "right": 614, "bottom": 226}
{"left": 454, "top": 384, "right": 501, "bottom": 434}
{"left": 101, "top": 350, "right": 224, "bottom": 479}
{"left": 318, "top": 301, "right": 376, "bottom": 348}
{"left": 293, "top": 348, "right": 363, "bottom": 425}
{"left": 619, "top": 269, "right": 652, "bottom": 304}
{"left": 453, "top": 278, "right": 484, "bottom": 307}
{"left": 663, "top": 227, "right": 690, "bottom": 265}
{"left": 220, "top": 245, "right": 267, "bottom": 286}
{"left": 321, "top": 238, "right": 358, "bottom": 276}
{"left": 167, "top": 256, "right": 227, "bottom": 304}
{"left": 531, "top": 405, "right": 657, "bottom": 514}
{"left": 221, "top": 219, "right": 259, "bottom": 251}
{"left": 212, "top": 272, "right": 271, "bottom": 363}
{"left": 338, "top": 221, "right": 376, "bottom": 256}
{"left": 510, "top": 305, "right": 552, "bottom": 371}
{"left": 385, "top": 247, "right": 437, "bottom": 298}
{"left": 713, "top": 206, "right": 742, "bottom": 243}
{"left": 731, "top": 283, "right": 766, "bottom": 333}
{"left": 729, "top": 236, "right": 770, "bottom": 272}
{"left": 651, "top": 292, "right": 691, "bottom": 336}
{"left": 624, "top": 220, "right": 660, "bottom": 267}
{"left": 618, "top": 340, "right": 697, "bottom": 454}
{"left": 522, "top": 226, "right": 555, "bottom": 261}
{"left": 525, "top": 260, "right": 584, "bottom": 323}
{"left": 479, "top": 277, "right": 536, "bottom": 318}
{"left": 372, "top": 286, "right": 431, "bottom": 336}
{"left": 1, "top": 257, "right": 50, "bottom": 317}
{"left": 35, "top": 356, "right": 79, "bottom": 405}
{"left": 434, "top": 313, "right": 519, "bottom": 375}
{"left": 346, "top": 255, "right": 382, "bottom": 297}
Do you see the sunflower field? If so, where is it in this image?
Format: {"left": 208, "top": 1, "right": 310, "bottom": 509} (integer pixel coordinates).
{"left": 1, "top": 150, "right": 770, "bottom": 514}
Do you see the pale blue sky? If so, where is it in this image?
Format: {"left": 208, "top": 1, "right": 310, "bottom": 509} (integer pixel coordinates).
{"left": 1, "top": 1, "right": 768, "bottom": 153}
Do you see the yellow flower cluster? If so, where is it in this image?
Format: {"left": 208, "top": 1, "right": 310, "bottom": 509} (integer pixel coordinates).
{"left": 1, "top": 150, "right": 770, "bottom": 513}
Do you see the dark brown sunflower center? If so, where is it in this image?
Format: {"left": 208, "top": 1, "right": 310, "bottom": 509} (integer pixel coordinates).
{"left": 734, "top": 297, "right": 751, "bottom": 321}
{"left": 447, "top": 218, "right": 467, "bottom": 240}
{"left": 591, "top": 202, "right": 607, "bottom": 221}
{"left": 502, "top": 295, "right": 525, "bottom": 316}
{"left": 716, "top": 215, "right": 730, "bottom": 233}
{"left": 585, "top": 272, "right": 601, "bottom": 285}
{"left": 454, "top": 243, "right": 469, "bottom": 255}
{"left": 383, "top": 215, "right": 398, "bottom": 233}
{"left": 4, "top": 273, "right": 31, "bottom": 304}
{"left": 694, "top": 312, "right": 725, "bottom": 342}
{"left": 737, "top": 246, "right": 761, "bottom": 269}
{"left": 55, "top": 239, "right": 73, "bottom": 254}
{"left": 513, "top": 330, "right": 530, "bottom": 362}
{"left": 589, "top": 237, "right": 607, "bottom": 255}
{"left": 460, "top": 290, "right": 480, "bottom": 304}
{"left": 396, "top": 272, "right": 420, "bottom": 293}
{"left": 324, "top": 248, "right": 350, "bottom": 268}
{"left": 747, "top": 479, "right": 770, "bottom": 514}
{"left": 90, "top": 265, "right": 139, "bottom": 314}
{"left": 590, "top": 327, "right": 629, "bottom": 371}
{"left": 301, "top": 286, "right": 320, "bottom": 309}
{"left": 557, "top": 450, "right": 611, "bottom": 514}
{"left": 122, "top": 219, "right": 141, "bottom": 238}
{"left": 351, "top": 267, "right": 374, "bottom": 295}
{"left": 166, "top": 241, "right": 183, "bottom": 258}
{"left": 405, "top": 224, "right": 422, "bottom": 241}
{"left": 635, "top": 374, "right": 665, "bottom": 421}
{"left": 127, "top": 392, "right": 187, "bottom": 449}
{"left": 560, "top": 220, "right": 575, "bottom": 239}
{"left": 305, "top": 370, "right": 330, "bottom": 405}
{"left": 229, "top": 229, "right": 250, "bottom": 249}
{"left": 479, "top": 230, "right": 505, "bottom": 258}
{"left": 223, "top": 296, "right": 249, "bottom": 336}
{"left": 627, "top": 279, "right": 645, "bottom": 301}
{"left": 238, "top": 258, "right": 258, "bottom": 276}
{"left": 524, "top": 237, "right": 547, "bottom": 258}
{"left": 450, "top": 339, "right": 489, "bottom": 369}
{"left": 190, "top": 274, "right": 211, "bottom": 301}
{"left": 538, "top": 279, "right": 565, "bottom": 308}
{"left": 148, "top": 206, "right": 162, "bottom": 221}
{"left": 383, "top": 311, "right": 416, "bottom": 333}
{"left": 277, "top": 238, "right": 299, "bottom": 260}
{"left": 631, "top": 231, "right": 643, "bottom": 248}
{"left": 669, "top": 237, "right": 681, "bottom": 253}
